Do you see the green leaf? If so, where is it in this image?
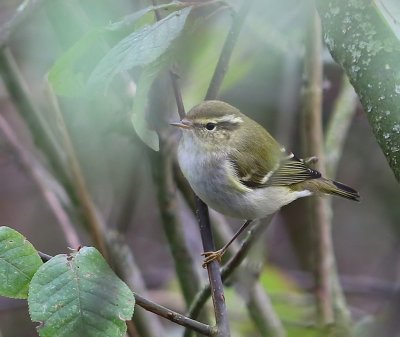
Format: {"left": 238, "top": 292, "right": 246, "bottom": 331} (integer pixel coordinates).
{"left": 107, "top": 2, "right": 187, "bottom": 32}
{"left": 131, "top": 62, "right": 164, "bottom": 151}
{"left": 28, "top": 247, "right": 135, "bottom": 337}
{"left": 87, "top": 7, "right": 192, "bottom": 93}
{"left": 374, "top": 0, "right": 400, "bottom": 40}
{"left": 48, "top": 2, "right": 188, "bottom": 97}
{"left": 0, "top": 226, "right": 42, "bottom": 299}
{"left": 48, "top": 29, "right": 105, "bottom": 97}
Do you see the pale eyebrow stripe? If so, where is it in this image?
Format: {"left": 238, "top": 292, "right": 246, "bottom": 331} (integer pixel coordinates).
{"left": 213, "top": 115, "right": 243, "bottom": 124}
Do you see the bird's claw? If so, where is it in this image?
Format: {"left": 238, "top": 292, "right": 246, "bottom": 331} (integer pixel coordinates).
{"left": 201, "top": 249, "right": 224, "bottom": 268}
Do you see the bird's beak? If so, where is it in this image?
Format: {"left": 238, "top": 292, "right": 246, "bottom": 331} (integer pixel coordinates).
{"left": 170, "top": 118, "right": 192, "bottom": 129}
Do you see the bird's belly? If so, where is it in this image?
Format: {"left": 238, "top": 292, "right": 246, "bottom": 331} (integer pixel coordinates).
{"left": 178, "top": 146, "right": 307, "bottom": 219}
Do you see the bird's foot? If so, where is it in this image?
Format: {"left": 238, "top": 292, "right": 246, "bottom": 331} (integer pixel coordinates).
{"left": 201, "top": 248, "right": 225, "bottom": 268}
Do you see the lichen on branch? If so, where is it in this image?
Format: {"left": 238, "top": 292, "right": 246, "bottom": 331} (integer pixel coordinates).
{"left": 317, "top": 0, "right": 400, "bottom": 181}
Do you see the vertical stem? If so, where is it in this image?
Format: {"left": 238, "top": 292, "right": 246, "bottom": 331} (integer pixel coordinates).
{"left": 301, "top": 8, "right": 334, "bottom": 324}
{"left": 0, "top": 115, "right": 80, "bottom": 248}
{"left": 205, "top": 1, "right": 251, "bottom": 101}
{"left": 198, "top": 2, "right": 253, "bottom": 336}
{"left": 325, "top": 76, "right": 357, "bottom": 329}
{"left": 45, "top": 84, "right": 109, "bottom": 259}
{"left": 149, "top": 140, "right": 203, "bottom": 307}
{"left": 0, "top": 0, "right": 50, "bottom": 49}
{"left": 195, "top": 197, "right": 230, "bottom": 337}
{"left": 0, "top": 48, "right": 67, "bottom": 185}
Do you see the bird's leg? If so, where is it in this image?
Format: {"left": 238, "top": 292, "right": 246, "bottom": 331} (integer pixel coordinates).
{"left": 201, "top": 219, "right": 253, "bottom": 268}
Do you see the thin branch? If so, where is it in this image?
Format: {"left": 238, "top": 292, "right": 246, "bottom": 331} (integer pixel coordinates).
{"left": 302, "top": 9, "right": 353, "bottom": 331}
{"left": 0, "top": 114, "right": 80, "bottom": 248}
{"left": 195, "top": 196, "right": 230, "bottom": 337}
{"left": 0, "top": 0, "right": 50, "bottom": 49}
{"left": 0, "top": 48, "right": 68, "bottom": 187}
{"left": 149, "top": 0, "right": 208, "bottom": 321}
{"left": 246, "top": 284, "right": 286, "bottom": 337}
{"left": 148, "top": 137, "right": 204, "bottom": 308}
{"left": 301, "top": 8, "right": 334, "bottom": 324}
{"left": 205, "top": 1, "right": 251, "bottom": 100}
{"left": 324, "top": 76, "right": 358, "bottom": 327}
{"left": 170, "top": 69, "right": 186, "bottom": 120}
{"left": 45, "top": 83, "right": 109, "bottom": 259}
{"left": 194, "top": 2, "right": 253, "bottom": 336}
{"left": 150, "top": 0, "right": 185, "bottom": 120}
{"left": 324, "top": 75, "right": 358, "bottom": 177}
{"left": 134, "top": 293, "right": 214, "bottom": 336}
{"left": 107, "top": 232, "right": 164, "bottom": 337}
{"left": 177, "top": 179, "right": 285, "bottom": 337}
{"left": 151, "top": 1, "right": 255, "bottom": 337}
{"left": 185, "top": 217, "right": 273, "bottom": 335}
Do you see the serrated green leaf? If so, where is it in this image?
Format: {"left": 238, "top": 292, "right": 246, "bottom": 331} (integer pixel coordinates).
{"left": 87, "top": 7, "right": 192, "bottom": 93}
{"left": 28, "top": 247, "right": 135, "bottom": 337}
{"left": 0, "top": 226, "right": 42, "bottom": 299}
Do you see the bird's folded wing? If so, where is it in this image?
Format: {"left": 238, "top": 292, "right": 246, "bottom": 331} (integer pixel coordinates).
{"left": 269, "top": 155, "right": 321, "bottom": 186}
{"left": 230, "top": 152, "right": 321, "bottom": 189}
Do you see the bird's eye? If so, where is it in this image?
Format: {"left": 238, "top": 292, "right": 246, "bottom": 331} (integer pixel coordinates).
{"left": 205, "top": 123, "right": 216, "bottom": 131}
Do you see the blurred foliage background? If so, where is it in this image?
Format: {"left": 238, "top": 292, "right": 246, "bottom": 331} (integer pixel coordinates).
{"left": 0, "top": 0, "right": 399, "bottom": 336}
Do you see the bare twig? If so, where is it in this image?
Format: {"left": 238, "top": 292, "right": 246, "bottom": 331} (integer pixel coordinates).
{"left": 301, "top": 8, "right": 334, "bottom": 324}
{"left": 151, "top": 1, "right": 254, "bottom": 336}
{"left": 325, "top": 75, "right": 358, "bottom": 177}
{"left": 195, "top": 197, "right": 230, "bottom": 337}
{"left": 134, "top": 293, "right": 214, "bottom": 336}
{"left": 150, "top": 0, "right": 208, "bottom": 326}
{"left": 194, "top": 2, "right": 253, "bottom": 336}
{"left": 324, "top": 76, "right": 358, "bottom": 326}
{"left": 185, "top": 217, "right": 273, "bottom": 334}
{"left": 107, "top": 232, "right": 164, "bottom": 337}
{"left": 204, "top": 1, "right": 251, "bottom": 100}
{"left": 0, "top": 114, "right": 80, "bottom": 248}
{"left": 0, "top": 48, "right": 67, "bottom": 185}
{"left": 247, "top": 284, "right": 286, "bottom": 337}
{"left": 0, "top": 0, "right": 50, "bottom": 49}
{"left": 45, "top": 83, "right": 109, "bottom": 259}
{"left": 149, "top": 138, "right": 203, "bottom": 307}
{"left": 211, "top": 214, "right": 285, "bottom": 337}
{"left": 302, "top": 9, "right": 353, "bottom": 331}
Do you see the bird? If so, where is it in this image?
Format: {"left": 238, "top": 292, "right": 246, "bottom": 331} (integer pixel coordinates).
{"left": 171, "top": 100, "right": 359, "bottom": 266}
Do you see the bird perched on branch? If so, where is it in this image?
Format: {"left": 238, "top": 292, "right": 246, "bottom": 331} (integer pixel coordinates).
{"left": 171, "top": 100, "right": 359, "bottom": 266}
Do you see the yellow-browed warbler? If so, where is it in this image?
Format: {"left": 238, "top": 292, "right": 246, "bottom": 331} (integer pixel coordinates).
{"left": 171, "top": 100, "right": 359, "bottom": 266}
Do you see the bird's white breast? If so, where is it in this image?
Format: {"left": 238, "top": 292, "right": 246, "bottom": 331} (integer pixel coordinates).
{"left": 177, "top": 134, "right": 311, "bottom": 219}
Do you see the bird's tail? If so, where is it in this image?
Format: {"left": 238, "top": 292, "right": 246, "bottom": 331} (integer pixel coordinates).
{"left": 297, "top": 178, "right": 360, "bottom": 201}
{"left": 317, "top": 178, "right": 360, "bottom": 201}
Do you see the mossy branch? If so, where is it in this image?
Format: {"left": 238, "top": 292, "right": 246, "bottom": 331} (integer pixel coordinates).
{"left": 317, "top": 0, "right": 400, "bottom": 182}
